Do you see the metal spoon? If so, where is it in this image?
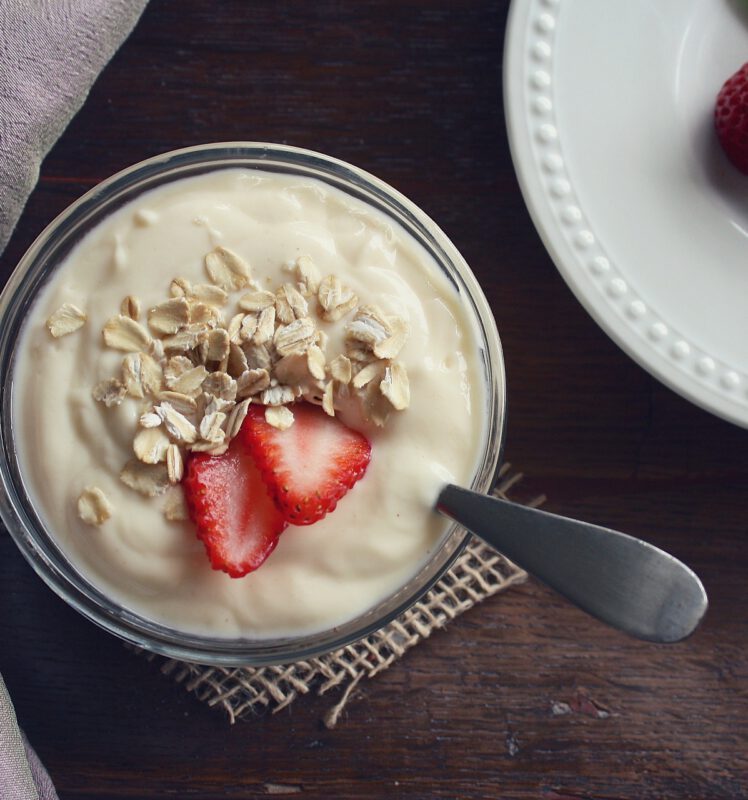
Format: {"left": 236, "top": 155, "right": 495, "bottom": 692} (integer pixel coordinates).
{"left": 437, "top": 484, "right": 708, "bottom": 643}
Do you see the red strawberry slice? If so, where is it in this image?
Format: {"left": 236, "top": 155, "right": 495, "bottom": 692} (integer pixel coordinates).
{"left": 240, "top": 402, "right": 372, "bottom": 526}
{"left": 184, "top": 436, "right": 288, "bottom": 578}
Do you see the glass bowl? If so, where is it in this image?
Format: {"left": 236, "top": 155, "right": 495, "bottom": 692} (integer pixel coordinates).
{"left": 0, "top": 143, "right": 506, "bottom": 666}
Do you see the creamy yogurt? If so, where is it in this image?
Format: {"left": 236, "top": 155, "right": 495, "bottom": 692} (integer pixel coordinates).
{"left": 13, "top": 168, "right": 487, "bottom": 638}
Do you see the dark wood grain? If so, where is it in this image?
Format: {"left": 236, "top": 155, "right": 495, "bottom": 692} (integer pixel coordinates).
{"left": 1, "top": 2, "right": 746, "bottom": 798}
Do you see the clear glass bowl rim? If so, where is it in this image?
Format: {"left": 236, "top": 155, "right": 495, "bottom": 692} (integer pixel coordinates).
{"left": 0, "top": 142, "right": 506, "bottom": 666}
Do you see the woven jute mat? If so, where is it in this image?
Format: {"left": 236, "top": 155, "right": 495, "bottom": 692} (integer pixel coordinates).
{"left": 139, "top": 465, "right": 539, "bottom": 726}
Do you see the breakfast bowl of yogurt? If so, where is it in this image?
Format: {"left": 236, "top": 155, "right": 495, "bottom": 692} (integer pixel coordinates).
{"left": 0, "top": 143, "right": 505, "bottom": 665}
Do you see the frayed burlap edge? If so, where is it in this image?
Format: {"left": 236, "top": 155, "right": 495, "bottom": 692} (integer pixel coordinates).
{"left": 136, "top": 464, "right": 541, "bottom": 726}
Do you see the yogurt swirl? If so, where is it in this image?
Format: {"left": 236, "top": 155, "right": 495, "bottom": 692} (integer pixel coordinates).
{"left": 13, "top": 168, "right": 487, "bottom": 638}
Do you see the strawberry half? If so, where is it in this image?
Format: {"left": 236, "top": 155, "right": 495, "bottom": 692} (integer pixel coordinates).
{"left": 184, "top": 436, "right": 288, "bottom": 578}
{"left": 240, "top": 402, "right": 372, "bottom": 526}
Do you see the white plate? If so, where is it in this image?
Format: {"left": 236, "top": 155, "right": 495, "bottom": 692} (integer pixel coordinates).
{"left": 504, "top": 0, "right": 748, "bottom": 427}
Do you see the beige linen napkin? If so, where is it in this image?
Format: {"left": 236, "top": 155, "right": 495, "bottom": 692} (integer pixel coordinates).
{"left": 0, "top": 0, "right": 149, "bottom": 253}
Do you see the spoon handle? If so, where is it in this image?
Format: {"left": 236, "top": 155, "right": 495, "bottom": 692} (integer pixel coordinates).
{"left": 437, "top": 484, "right": 707, "bottom": 643}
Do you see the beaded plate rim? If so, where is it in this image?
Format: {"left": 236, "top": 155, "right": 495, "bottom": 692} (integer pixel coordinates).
{"left": 503, "top": 0, "right": 748, "bottom": 428}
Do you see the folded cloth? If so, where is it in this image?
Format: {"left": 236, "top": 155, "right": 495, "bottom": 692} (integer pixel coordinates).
{"left": 0, "top": 673, "right": 58, "bottom": 800}
{"left": 0, "top": 0, "right": 149, "bottom": 254}
{"left": 0, "top": 4, "right": 149, "bottom": 795}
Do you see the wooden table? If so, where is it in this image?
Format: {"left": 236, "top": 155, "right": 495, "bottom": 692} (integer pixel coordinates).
{"left": 1, "top": 2, "right": 746, "bottom": 797}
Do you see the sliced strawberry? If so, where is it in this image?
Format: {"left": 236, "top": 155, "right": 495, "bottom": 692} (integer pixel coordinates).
{"left": 183, "top": 436, "right": 288, "bottom": 578}
{"left": 241, "top": 402, "right": 372, "bottom": 526}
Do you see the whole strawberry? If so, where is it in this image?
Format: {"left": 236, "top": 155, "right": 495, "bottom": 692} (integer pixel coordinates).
{"left": 715, "top": 62, "right": 748, "bottom": 174}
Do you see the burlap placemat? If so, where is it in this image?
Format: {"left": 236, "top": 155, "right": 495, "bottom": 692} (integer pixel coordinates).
{"left": 140, "top": 465, "right": 540, "bottom": 726}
